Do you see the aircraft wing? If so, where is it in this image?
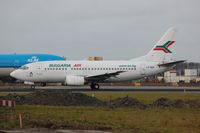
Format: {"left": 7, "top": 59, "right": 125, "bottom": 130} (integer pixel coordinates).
{"left": 85, "top": 71, "right": 125, "bottom": 82}
{"left": 158, "top": 60, "right": 186, "bottom": 67}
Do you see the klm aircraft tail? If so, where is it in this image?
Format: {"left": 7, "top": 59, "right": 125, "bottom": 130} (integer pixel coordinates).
{"left": 133, "top": 27, "right": 176, "bottom": 63}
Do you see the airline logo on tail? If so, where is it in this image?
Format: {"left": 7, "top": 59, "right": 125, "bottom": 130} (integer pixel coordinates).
{"left": 153, "top": 41, "right": 175, "bottom": 53}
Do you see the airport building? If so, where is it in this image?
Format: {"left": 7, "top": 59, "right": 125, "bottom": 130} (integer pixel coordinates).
{"left": 163, "top": 69, "right": 198, "bottom": 83}
{"left": 88, "top": 56, "right": 103, "bottom": 61}
{"left": 157, "top": 62, "right": 200, "bottom": 83}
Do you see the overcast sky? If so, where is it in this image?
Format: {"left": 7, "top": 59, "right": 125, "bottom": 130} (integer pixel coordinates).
{"left": 0, "top": 0, "right": 200, "bottom": 62}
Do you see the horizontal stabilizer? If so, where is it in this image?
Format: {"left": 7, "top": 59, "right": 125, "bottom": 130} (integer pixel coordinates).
{"left": 158, "top": 60, "right": 186, "bottom": 67}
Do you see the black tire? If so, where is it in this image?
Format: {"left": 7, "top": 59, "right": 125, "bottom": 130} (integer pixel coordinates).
{"left": 31, "top": 85, "right": 35, "bottom": 89}
{"left": 41, "top": 83, "right": 46, "bottom": 87}
{"left": 90, "top": 83, "right": 100, "bottom": 90}
{"left": 94, "top": 84, "right": 99, "bottom": 89}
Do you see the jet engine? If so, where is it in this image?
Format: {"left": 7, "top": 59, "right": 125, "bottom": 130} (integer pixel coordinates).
{"left": 65, "top": 75, "right": 85, "bottom": 86}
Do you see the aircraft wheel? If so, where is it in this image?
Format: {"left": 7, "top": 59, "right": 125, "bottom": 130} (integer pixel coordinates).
{"left": 31, "top": 85, "right": 35, "bottom": 89}
{"left": 41, "top": 83, "right": 46, "bottom": 87}
{"left": 90, "top": 83, "right": 100, "bottom": 90}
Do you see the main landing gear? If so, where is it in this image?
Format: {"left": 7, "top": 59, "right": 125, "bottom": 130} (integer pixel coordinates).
{"left": 90, "top": 83, "right": 100, "bottom": 90}
{"left": 30, "top": 83, "right": 46, "bottom": 89}
{"left": 41, "top": 83, "right": 46, "bottom": 87}
{"left": 31, "top": 85, "right": 35, "bottom": 89}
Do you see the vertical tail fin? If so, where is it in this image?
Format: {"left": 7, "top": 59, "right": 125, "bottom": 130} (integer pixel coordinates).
{"left": 142, "top": 27, "right": 176, "bottom": 63}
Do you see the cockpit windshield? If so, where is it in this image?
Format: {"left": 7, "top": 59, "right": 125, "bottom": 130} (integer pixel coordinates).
{"left": 19, "top": 65, "right": 29, "bottom": 70}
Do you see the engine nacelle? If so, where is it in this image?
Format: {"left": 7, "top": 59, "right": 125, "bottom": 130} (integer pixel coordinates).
{"left": 65, "top": 75, "right": 85, "bottom": 86}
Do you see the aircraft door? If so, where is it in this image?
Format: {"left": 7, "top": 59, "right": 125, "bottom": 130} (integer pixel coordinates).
{"left": 36, "top": 63, "right": 43, "bottom": 76}
{"left": 66, "top": 67, "right": 71, "bottom": 75}
{"left": 140, "top": 63, "right": 146, "bottom": 76}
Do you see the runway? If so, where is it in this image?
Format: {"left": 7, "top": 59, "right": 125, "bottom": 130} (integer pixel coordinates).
{"left": 1, "top": 86, "right": 200, "bottom": 93}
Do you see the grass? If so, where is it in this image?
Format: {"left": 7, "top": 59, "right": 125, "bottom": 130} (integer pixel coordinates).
{"left": 1, "top": 105, "right": 200, "bottom": 133}
{"left": 0, "top": 92, "right": 30, "bottom": 97}
{"left": 85, "top": 92, "right": 200, "bottom": 103}
{"left": 1, "top": 92, "right": 200, "bottom": 133}
{"left": 1, "top": 92, "right": 200, "bottom": 103}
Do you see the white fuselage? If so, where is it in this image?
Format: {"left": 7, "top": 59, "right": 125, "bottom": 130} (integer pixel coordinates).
{"left": 10, "top": 27, "right": 179, "bottom": 88}
{"left": 11, "top": 60, "right": 169, "bottom": 84}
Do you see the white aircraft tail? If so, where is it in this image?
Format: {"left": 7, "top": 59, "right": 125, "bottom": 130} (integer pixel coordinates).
{"left": 133, "top": 27, "right": 176, "bottom": 63}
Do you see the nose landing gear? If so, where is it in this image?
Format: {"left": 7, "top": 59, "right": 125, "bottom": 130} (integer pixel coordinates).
{"left": 90, "top": 83, "right": 100, "bottom": 90}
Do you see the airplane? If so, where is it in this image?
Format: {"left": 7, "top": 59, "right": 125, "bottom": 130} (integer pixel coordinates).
{"left": 10, "top": 28, "right": 185, "bottom": 89}
{"left": 0, "top": 54, "right": 65, "bottom": 82}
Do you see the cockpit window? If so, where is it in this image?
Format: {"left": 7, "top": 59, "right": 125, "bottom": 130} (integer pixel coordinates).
{"left": 19, "top": 66, "right": 29, "bottom": 70}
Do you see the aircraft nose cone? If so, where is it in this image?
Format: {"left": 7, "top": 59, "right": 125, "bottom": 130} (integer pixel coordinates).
{"left": 10, "top": 70, "right": 20, "bottom": 79}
